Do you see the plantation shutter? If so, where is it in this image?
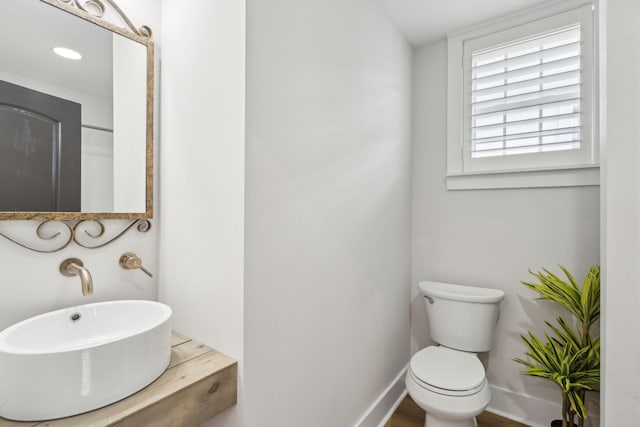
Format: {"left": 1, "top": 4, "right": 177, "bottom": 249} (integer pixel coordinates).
{"left": 470, "top": 26, "right": 582, "bottom": 158}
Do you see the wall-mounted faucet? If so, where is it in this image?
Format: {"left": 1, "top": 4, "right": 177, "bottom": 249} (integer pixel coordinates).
{"left": 119, "top": 252, "right": 153, "bottom": 277}
{"left": 60, "top": 258, "right": 94, "bottom": 296}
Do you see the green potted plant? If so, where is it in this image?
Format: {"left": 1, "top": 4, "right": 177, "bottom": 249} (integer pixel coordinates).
{"left": 514, "top": 266, "right": 600, "bottom": 427}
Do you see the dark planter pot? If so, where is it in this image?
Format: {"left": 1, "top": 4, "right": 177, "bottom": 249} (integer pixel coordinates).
{"left": 551, "top": 420, "right": 578, "bottom": 427}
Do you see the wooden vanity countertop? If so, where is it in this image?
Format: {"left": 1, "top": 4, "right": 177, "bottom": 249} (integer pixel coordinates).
{"left": 0, "top": 332, "right": 237, "bottom": 427}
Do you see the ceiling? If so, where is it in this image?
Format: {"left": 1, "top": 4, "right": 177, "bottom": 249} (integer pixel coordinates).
{"left": 376, "top": 0, "right": 553, "bottom": 46}
{"left": 0, "top": 1, "right": 113, "bottom": 98}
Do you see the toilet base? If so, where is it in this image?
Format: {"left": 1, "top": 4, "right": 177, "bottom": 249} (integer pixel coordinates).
{"left": 406, "top": 368, "right": 489, "bottom": 427}
{"left": 424, "top": 413, "right": 477, "bottom": 427}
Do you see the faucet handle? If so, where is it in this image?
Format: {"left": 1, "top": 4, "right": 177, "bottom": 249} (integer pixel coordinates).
{"left": 119, "top": 252, "right": 153, "bottom": 277}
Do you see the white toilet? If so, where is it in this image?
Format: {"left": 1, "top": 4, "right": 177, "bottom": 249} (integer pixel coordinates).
{"left": 405, "top": 280, "right": 505, "bottom": 427}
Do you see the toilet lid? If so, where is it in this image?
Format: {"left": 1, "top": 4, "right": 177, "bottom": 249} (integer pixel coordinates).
{"left": 410, "top": 346, "right": 485, "bottom": 392}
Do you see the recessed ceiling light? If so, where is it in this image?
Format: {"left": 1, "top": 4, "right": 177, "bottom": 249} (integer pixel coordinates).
{"left": 53, "top": 47, "right": 82, "bottom": 60}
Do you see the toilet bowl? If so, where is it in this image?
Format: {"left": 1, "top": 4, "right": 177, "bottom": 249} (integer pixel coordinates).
{"left": 406, "top": 281, "right": 504, "bottom": 427}
{"left": 406, "top": 346, "right": 490, "bottom": 427}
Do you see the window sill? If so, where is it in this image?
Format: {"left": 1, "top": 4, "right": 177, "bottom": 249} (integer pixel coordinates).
{"left": 446, "top": 164, "right": 599, "bottom": 190}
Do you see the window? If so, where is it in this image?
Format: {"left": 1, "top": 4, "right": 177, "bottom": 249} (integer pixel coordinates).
{"left": 446, "top": 2, "right": 598, "bottom": 189}
{"left": 469, "top": 27, "right": 582, "bottom": 160}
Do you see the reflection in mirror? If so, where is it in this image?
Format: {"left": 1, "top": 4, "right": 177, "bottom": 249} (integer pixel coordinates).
{"left": 0, "top": 80, "right": 81, "bottom": 212}
{"left": 0, "top": 0, "right": 153, "bottom": 219}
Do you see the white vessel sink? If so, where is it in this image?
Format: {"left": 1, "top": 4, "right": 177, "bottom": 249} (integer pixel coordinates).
{"left": 0, "top": 300, "right": 172, "bottom": 421}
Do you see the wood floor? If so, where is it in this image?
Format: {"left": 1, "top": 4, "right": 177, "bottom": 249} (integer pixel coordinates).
{"left": 385, "top": 395, "right": 529, "bottom": 427}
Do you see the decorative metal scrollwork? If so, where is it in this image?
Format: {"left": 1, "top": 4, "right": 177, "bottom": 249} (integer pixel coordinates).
{"left": 0, "top": 219, "right": 151, "bottom": 253}
{"left": 59, "top": 0, "right": 152, "bottom": 38}
{"left": 60, "top": 0, "right": 105, "bottom": 17}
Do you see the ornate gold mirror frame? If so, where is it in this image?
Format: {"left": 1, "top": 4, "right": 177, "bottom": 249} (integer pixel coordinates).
{"left": 0, "top": 0, "right": 154, "bottom": 221}
{"left": 0, "top": 0, "right": 154, "bottom": 252}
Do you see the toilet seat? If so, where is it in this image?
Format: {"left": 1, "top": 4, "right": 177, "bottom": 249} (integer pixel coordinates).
{"left": 410, "top": 346, "right": 486, "bottom": 397}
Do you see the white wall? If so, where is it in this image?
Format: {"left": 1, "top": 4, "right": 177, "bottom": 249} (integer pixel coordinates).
{"left": 158, "top": 0, "right": 245, "bottom": 426}
{"left": 81, "top": 128, "right": 114, "bottom": 212}
{"left": 244, "top": 1, "right": 412, "bottom": 426}
{"left": 0, "top": 0, "right": 160, "bottom": 333}
{"left": 601, "top": 0, "right": 640, "bottom": 424}
{"left": 411, "top": 40, "right": 600, "bottom": 425}
{"left": 113, "top": 35, "right": 147, "bottom": 213}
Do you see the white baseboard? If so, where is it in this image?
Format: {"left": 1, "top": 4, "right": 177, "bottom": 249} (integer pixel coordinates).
{"left": 377, "top": 388, "right": 408, "bottom": 427}
{"left": 354, "top": 374, "right": 599, "bottom": 427}
{"left": 487, "top": 385, "right": 600, "bottom": 427}
{"left": 353, "top": 364, "right": 409, "bottom": 427}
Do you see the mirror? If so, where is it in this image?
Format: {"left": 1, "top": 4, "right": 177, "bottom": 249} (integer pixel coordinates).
{"left": 0, "top": 0, "right": 153, "bottom": 220}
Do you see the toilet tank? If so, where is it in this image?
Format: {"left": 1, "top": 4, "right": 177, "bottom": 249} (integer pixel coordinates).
{"left": 419, "top": 281, "right": 505, "bottom": 352}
